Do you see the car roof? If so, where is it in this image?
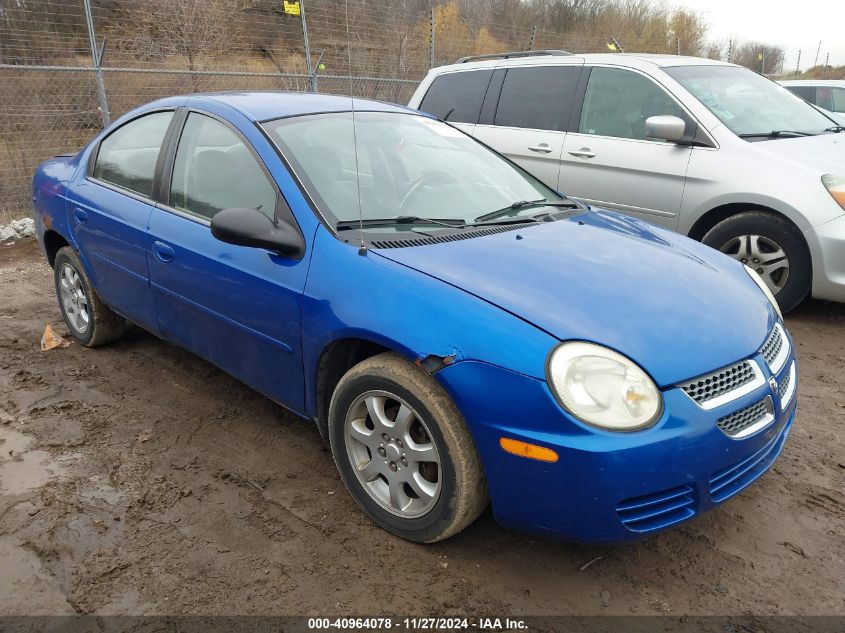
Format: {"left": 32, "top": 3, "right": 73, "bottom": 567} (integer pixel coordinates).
{"left": 779, "top": 79, "right": 845, "bottom": 87}
{"left": 150, "top": 91, "right": 420, "bottom": 123}
{"left": 429, "top": 52, "right": 734, "bottom": 74}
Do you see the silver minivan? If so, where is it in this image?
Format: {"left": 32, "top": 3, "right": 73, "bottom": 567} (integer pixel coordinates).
{"left": 409, "top": 52, "right": 845, "bottom": 311}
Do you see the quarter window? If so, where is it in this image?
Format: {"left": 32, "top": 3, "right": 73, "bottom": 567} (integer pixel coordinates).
{"left": 419, "top": 70, "right": 493, "bottom": 124}
{"left": 92, "top": 111, "right": 173, "bottom": 197}
{"left": 170, "top": 113, "right": 277, "bottom": 221}
{"left": 579, "top": 67, "right": 684, "bottom": 140}
{"left": 494, "top": 66, "right": 581, "bottom": 131}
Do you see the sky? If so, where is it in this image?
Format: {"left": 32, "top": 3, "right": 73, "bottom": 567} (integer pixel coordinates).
{"left": 673, "top": 0, "right": 845, "bottom": 69}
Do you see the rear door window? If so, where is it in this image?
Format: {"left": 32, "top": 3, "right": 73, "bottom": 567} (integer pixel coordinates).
{"left": 92, "top": 111, "right": 173, "bottom": 197}
{"left": 494, "top": 66, "right": 581, "bottom": 131}
{"left": 418, "top": 70, "right": 493, "bottom": 124}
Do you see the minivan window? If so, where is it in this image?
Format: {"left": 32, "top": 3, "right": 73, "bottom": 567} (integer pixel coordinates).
{"left": 495, "top": 66, "right": 580, "bottom": 131}
{"left": 170, "top": 113, "right": 277, "bottom": 221}
{"left": 579, "top": 67, "right": 683, "bottom": 140}
{"left": 666, "top": 65, "right": 834, "bottom": 136}
{"left": 816, "top": 86, "right": 845, "bottom": 113}
{"left": 92, "top": 111, "right": 173, "bottom": 197}
{"left": 418, "top": 70, "right": 493, "bottom": 124}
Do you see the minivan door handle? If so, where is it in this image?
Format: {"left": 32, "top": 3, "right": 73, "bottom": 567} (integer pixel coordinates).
{"left": 568, "top": 148, "right": 596, "bottom": 158}
{"left": 152, "top": 241, "right": 175, "bottom": 263}
{"left": 527, "top": 143, "right": 553, "bottom": 153}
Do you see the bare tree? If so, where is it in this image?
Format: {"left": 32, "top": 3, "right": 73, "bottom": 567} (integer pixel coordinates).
{"left": 733, "top": 41, "right": 785, "bottom": 75}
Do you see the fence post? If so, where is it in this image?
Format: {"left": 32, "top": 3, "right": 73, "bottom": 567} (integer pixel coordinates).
{"left": 528, "top": 26, "right": 537, "bottom": 51}
{"left": 429, "top": 7, "right": 436, "bottom": 69}
{"left": 300, "top": 0, "right": 316, "bottom": 92}
{"left": 82, "top": 0, "right": 110, "bottom": 127}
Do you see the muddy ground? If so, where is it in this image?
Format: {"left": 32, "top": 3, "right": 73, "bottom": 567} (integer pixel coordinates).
{"left": 0, "top": 237, "right": 843, "bottom": 618}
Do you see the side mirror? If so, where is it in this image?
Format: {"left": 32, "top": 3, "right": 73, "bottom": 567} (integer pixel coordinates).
{"left": 211, "top": 207, "right": 304, "bottom": 259}
{"left": 645, "top": 115, "right": 687, "bottom": 143}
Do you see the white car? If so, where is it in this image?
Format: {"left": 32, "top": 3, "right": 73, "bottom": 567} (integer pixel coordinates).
{"left": 409, "top": 52, "right": 845, "bottom": 311}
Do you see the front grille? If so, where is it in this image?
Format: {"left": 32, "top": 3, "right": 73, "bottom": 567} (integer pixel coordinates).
{"left": 709, "top": 420, "right": 791, "bottom": 502}
{"left": 716, "top": 396, "right": 773, "bottom": 437}
{"left": 616, "top": 484, "right": 696, "bottom": 533}
{"left": 760, "top": 324, "right": 789, "bottom": 374}
{"left": 778, "top": 368, "right": 792, "bottom": 399}
{"left": 680, "top": 360, "right": 756, "bottom": 405}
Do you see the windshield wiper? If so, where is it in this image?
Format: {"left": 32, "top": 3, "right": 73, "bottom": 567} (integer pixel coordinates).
{"left": 825, "top": 125, "right": 845, "bottom": 133}
{"left": 738, "top": 130, "right": 815, "bottom": 139}
{"left": 474, "top": 198, "right": 577, "bottom": 223}
{"left": 335, "top": 216, "right": 466, "bottom": 231}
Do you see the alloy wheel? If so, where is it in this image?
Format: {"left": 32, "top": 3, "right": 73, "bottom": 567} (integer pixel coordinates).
{"left": 344, "top": 390, "right": 441, "bottom": 518}
{"left": 58, "top": 263, "right": 90, "bottom": 334}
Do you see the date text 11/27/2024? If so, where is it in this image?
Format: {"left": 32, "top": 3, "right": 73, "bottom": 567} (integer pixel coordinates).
{"left": 306, "top": 617, "right": 527, "bottom": 630}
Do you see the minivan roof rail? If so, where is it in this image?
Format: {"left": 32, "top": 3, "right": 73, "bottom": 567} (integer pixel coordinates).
{"left": 454, "top": 50, "right": 573, "bottom": 64}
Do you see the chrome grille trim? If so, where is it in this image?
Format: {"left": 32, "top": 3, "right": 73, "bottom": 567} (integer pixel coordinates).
{"left": 716, "top": 396, "right": 775, "bottom": 438}
{"left": 761, "top": 323, "right": 789, "bottom": 375}
{"left": 679, "top": 359, "right": 765, "bottom": 410}
{"left": 779, "top": 361, "right": 797, "bottom": 407}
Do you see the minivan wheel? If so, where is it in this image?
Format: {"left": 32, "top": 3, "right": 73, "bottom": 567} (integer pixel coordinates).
{"left": 702, "top": 211, "right": 811, "bottom": 313}
{"left": 328, "top": 352, "right": 487, "bottom": 543}
{"left": 53, "top": 246, "right": 126, "bottom": 347}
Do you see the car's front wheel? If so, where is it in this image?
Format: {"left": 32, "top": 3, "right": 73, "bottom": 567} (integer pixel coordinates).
{"left": 328, "top": 352, "right": 487, "bottom": 543}
{"left": 702, "top": 210, "right": 811, "bottom": 313}
{"left": 53, "top": 246, "right": 126, "bottom": 347}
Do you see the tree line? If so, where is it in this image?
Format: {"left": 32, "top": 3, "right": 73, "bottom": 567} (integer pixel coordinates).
{"left": 0, "top": 0, "right": 788, "bottom": 76}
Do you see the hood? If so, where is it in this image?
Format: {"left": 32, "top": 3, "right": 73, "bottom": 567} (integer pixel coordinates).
{"left": 754, "top": 132, "right": 845, "bottom": 174}
{"left": 374, "top": 211, "right": 775, "bottom": 387}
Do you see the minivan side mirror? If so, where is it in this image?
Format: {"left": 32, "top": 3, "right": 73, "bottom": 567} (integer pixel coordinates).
{"left": 211, "top": 207, "right": 304, "bottom": 259}
{"left": 645, "top": 115, "right": 687, "bottom": 143}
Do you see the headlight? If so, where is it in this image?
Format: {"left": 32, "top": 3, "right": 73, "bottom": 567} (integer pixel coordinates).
{"left": 743, "top": 264, "right": 782, "bottom": 320}
{"left": 822, "top": 174, "right": 845, "bottom": 211}
{"left": 546, "top": 342, "right": 662, "bottom": 431}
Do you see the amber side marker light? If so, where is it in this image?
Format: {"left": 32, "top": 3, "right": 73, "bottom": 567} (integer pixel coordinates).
{"left": 499, "top": 437, "right": 559, "bottom": 463}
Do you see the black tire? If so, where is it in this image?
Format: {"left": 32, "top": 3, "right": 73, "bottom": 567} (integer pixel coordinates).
{"left": 328, "top": 352, "right": 487, "bottom": 543}
{"left": 702, "top": 211, "right": 811, "bottom": 313}
{"left": 53, "top": 246, "right": 126, "bottom": 347}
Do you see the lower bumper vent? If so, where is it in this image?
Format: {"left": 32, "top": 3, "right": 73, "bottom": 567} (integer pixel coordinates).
{"left": 709, "top": 421, "right": 790, "bottom": 503}
{"left": 617, "top": 484, "right": 696, "bottom": 533}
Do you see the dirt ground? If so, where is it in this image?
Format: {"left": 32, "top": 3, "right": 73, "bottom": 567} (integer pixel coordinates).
{"left": 0, "top": 237, "right": 843, "bottom": 618}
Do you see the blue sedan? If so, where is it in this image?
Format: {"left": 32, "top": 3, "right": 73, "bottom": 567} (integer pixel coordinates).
{"left": 32, "top": 93, "right": 797, "bottom": 542}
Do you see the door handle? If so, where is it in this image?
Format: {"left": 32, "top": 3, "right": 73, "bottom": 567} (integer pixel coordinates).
{"left": 73, "top": 208, "right": 88, "bottom": 224}
{"left": 527, "top": 143, "right": 553, "bottom": 153}
{"left": 568, "top": 148, "right": 596, "bottom": 158}
{"left": 152, "top": 241, "right": 175, "bottom": 263}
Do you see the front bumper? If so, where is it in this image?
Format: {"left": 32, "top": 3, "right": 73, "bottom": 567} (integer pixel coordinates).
{"left": 437, "top": 345, "right": 797, "bottom": 543}
{"left": 808, "top": 213, "right": 845, "bottom": 302}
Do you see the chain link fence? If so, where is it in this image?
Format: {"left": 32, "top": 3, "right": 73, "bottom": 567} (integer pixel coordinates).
{"left": 1, "top": 0, "right": 693, "bottom": 222}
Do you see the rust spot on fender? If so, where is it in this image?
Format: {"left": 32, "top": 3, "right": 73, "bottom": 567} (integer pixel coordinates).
{"left": 415, "top": 353, "right": 457, "bottom": 375}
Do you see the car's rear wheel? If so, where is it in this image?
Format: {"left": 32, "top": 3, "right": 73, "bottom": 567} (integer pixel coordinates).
{"left": 702, "top": 211, "right": 811, "bottom": 313}
{"left": 53, "top": 246, "right": 126, "bottom": 347}
{"left": 328, "top": 352, "right": 487, "bottom": 543}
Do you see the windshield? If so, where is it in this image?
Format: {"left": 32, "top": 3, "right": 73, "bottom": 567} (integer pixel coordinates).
{"left": 262, "top": 111, "right": 560, "bottom": 228}
{"left": 665, "top": 65, "right": 835, "bottom": 136}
